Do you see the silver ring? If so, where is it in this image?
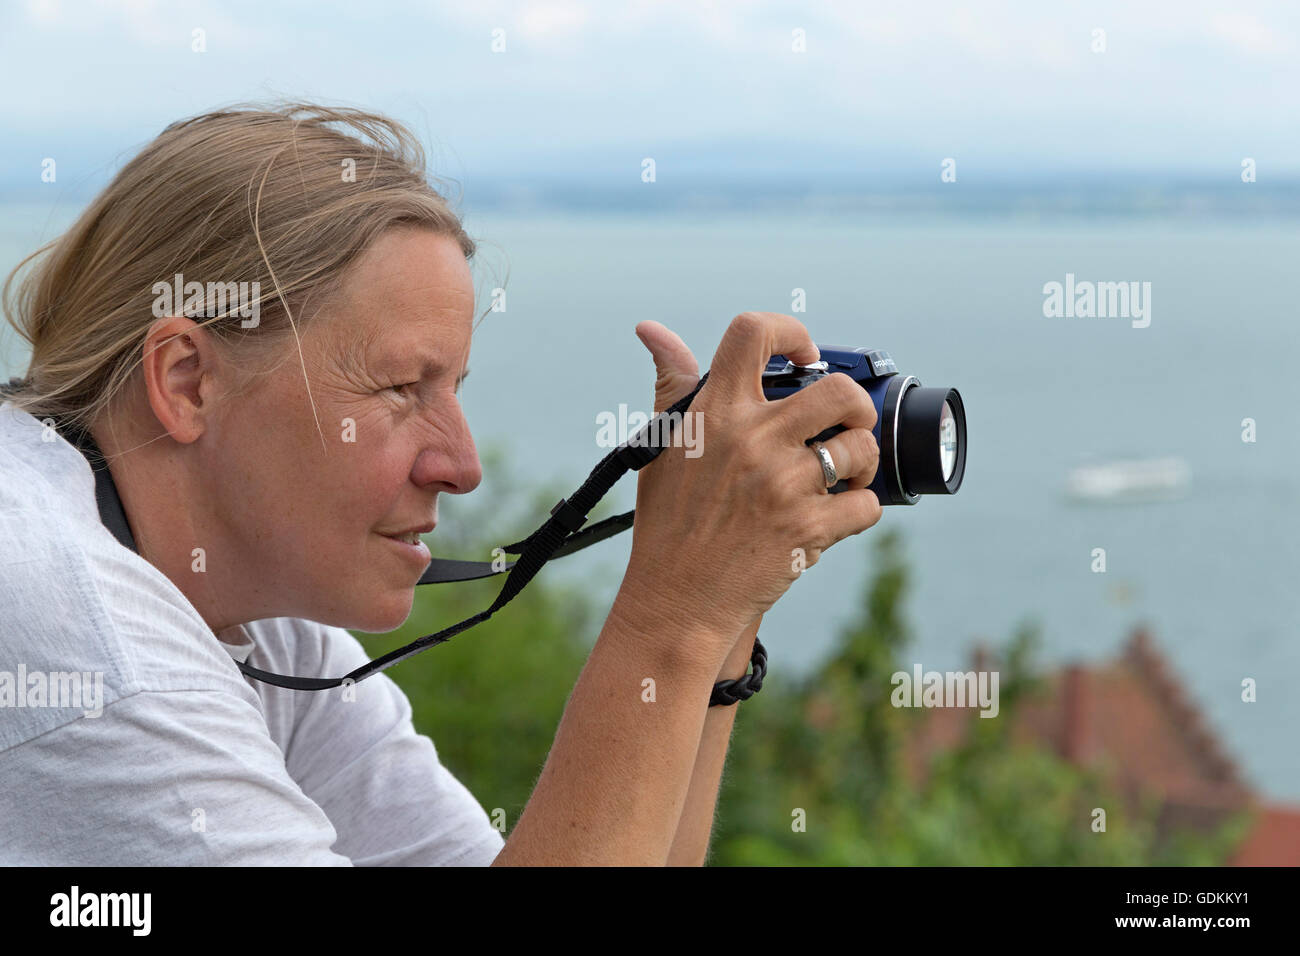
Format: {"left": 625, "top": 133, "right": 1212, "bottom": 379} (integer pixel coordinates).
{"left": 809, "top": 441, "right": 838, "bottom": 489}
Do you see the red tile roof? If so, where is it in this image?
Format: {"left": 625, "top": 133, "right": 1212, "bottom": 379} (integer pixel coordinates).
{"left": 901, "top": 626, "right": 1300, "bottom": 864}
{"left": 1230, "top": 806, "right": 1300, "bottom": 866}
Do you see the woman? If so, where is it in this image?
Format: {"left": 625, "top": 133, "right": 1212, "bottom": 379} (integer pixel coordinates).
{"left": 0, "top": 103, "right": 881, "bottom": 865}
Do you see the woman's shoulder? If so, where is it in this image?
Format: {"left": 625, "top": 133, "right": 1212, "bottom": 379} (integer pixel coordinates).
{"left": 0, "top": 403, "right": 98, "bottom": 521}
{"left": 0, "top": 449, "right": 261, "bottom": 754}
{"left": 0, "top": 534, "right": 262, "bottom": 755}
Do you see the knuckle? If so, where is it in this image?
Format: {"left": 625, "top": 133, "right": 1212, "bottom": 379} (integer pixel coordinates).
{"left": 806, "top": 519, "right": 833, "bottom": 552}
{"left": 858, "top": 427, "right": 879, "bottom": 463}
{"left": 859, "top": 388, "right": 879, "bottom": 427}
{"left": 855, "top": 492, "right": 883, "bottom": 532}
{"left": 758, "top": 407, "right": 800, "bottom": 447}
{"left": 827, "top": 371, "right": 859, "bottom": 402}
{"left": 833, "top": 376, "right": 868, "bottom": 419}
{"left": 815, "top": 372, "right": 874, "bottom": 420}
{"left": 830, "top": 374, "right": 874, "bottom": 422}
{"left": 731, "top": 432, "right": 774, "bottom": 480}
{"left": 862, "top": 436, "right": 880, "bottom": 480}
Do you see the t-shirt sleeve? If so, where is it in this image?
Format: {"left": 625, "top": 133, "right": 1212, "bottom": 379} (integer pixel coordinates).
{"left": 0, "top": 687, "right": 353, "bottom": 866}
{"left": 253, "top": 621, "right": 506, "bottom": 867}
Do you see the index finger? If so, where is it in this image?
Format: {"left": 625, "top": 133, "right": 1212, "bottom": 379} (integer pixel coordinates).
{"left": 705, "top": 312, "right": 820, "bottom": 402}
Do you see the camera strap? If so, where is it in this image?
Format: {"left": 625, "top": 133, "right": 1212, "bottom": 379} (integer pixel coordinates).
{"left": 29, "top": 371, "right": 762, "bottom": 701}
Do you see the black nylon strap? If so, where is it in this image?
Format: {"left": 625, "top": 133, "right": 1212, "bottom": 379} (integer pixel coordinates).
{"left": 45, "top": 413, "right": 140, "bottom": 556}
{"left": 2, "top": 379, "right": 134, "bottom": 550}
{"left": 416, "top": 509, "right": 641, "bottom": 583}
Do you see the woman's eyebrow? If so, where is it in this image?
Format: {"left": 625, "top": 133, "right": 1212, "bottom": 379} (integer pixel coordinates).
{"left": 385, "top": 354, "right": 470, "bottom": 387}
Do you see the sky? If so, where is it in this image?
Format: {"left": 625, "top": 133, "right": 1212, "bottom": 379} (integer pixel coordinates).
{"left": 1, "top": 0, "right": 1298, "bottom": 202}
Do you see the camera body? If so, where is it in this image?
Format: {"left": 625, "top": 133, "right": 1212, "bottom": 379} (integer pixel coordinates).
{"left": 760, "top": 347, "right": 966, "bottom": 505}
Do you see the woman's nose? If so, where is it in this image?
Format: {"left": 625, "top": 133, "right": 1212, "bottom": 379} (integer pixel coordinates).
{"left": 412, "top": 406, "right": 482, "bottom": 494}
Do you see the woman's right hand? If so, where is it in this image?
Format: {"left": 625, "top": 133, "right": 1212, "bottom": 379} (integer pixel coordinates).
{"left": 616, "top": 312, "right": 883, "bottom": 674}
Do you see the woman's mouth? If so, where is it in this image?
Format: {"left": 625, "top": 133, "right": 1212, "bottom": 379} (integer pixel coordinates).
{"left": 379, "top": 531, "right": 432, "bottom": 564}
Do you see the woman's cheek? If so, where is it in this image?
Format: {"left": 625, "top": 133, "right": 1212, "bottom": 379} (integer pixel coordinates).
{"left": 366, "top": 447, "right": 419, "bottom": 505}
{"left": 339, "top": 402, "right": 396, "bottom": 447}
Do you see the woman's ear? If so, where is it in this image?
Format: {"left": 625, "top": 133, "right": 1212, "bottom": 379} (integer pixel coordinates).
{"left": 139, "top": 316, "right": 220, "bottom": 444}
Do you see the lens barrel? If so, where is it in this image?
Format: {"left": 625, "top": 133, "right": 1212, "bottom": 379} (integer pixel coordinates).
{"left": 896, "top": 386, "right": 966, "bottom": 495}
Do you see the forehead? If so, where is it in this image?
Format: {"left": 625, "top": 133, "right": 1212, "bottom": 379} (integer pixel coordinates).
{"left": 320, "top": 228, "right": 475, "bottom": 366}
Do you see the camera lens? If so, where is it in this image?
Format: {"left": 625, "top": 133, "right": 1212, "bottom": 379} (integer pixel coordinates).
{"left": 896, "top": 386, "right": 966, "bottom": 496}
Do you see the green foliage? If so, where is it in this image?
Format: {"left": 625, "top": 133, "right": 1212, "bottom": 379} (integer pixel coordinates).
{"left": 360, "top": 447, "right": 1245, "bottom": 864}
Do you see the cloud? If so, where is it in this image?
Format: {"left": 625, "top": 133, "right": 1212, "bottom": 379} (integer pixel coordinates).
{"left": 2, "top": 0, "right": 1299, "bottom": 184}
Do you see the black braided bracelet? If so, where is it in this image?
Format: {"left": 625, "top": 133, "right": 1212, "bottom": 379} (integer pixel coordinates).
{"left": 709, "top": 637, "right": 768, "bottom": 706}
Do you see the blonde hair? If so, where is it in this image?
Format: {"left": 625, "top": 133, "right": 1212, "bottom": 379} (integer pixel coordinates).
{"left": 2, "top": 101, "right": 477, "bottom": 436}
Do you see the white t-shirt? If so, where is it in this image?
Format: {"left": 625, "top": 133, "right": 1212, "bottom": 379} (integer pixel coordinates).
{"left": 0, "top": 402, "right": 505, "bottom": 865}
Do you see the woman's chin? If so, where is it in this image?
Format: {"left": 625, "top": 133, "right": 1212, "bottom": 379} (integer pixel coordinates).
{"left": 337, "top": 590, "right": 416, "bottom": 634}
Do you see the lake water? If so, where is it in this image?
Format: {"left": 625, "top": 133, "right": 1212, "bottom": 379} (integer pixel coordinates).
{"left": 3, "top": 202, "right": 1297, "bottom": 801}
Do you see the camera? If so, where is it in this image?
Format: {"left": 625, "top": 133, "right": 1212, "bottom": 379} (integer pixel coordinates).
{"left": 761, "top": 347, "right": 966, "bottom": 505}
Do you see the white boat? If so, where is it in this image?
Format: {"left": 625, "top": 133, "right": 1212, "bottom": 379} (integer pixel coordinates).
{"left": 1065, "top": 457, "right": 1191, "bottom": 502}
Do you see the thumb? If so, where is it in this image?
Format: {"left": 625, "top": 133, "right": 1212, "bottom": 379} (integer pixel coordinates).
{"left": 635, "top": 320, "right": 701, "bottom": 413}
